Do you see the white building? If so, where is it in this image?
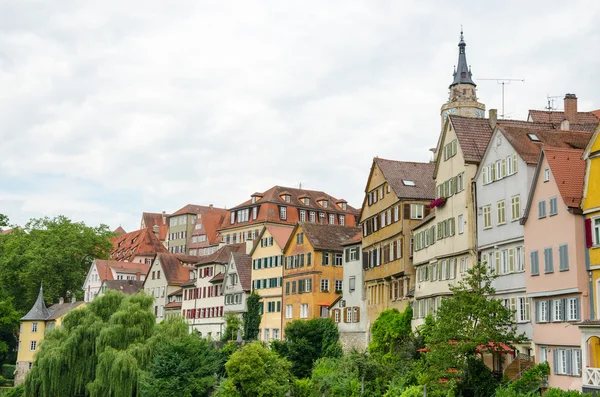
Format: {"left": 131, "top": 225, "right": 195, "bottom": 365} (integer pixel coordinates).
{"left": 82, "top": 259, "right": 149, "bottom": 302}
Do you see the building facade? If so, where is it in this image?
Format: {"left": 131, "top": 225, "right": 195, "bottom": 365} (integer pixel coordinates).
{"left": 523, "top": 148, "right": 589, "bottom": 390}
{"left": 360, "top": 158, "right": 435, "bottom": 328}
{"left": 167, "top": 204, "right": 228, "bottom": 255}
{"left": 282, "top": 223, "right": 360, "bottom": 325}
{"left": 250, "top": 225, "right": 290, "bottom": 342}
{"left": 82, "top": 259, "right": 149, "bottom": 302}
{"left": 109, "top": 227, "right": 167, "bottom": 264}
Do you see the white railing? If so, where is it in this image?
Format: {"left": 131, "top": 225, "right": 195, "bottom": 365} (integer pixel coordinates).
{"left": 584, "top": 367, "right": 600, "bottom": 387}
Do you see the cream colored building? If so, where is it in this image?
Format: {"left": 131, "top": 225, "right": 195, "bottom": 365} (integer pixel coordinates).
{"left": 250, "top": 225, "right": 292, "bottom": 342}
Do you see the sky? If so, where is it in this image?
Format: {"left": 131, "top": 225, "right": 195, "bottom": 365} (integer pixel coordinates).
{"left": 1, "top": 0, "right": 599, "bottom": 232}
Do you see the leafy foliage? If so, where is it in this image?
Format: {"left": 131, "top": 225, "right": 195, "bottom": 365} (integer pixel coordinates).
{"left": 0, "top": 297, "right": 20, "bottom": 365}
{"left": 242, "top": 292, "right": 261, "bottom": 341}
{"left": 369, "top": 307, "right": 413, "bottom": 359}
{"left": 455, "top": 355, "right": 499, "bottom": 397}
{"left": 0, "top": 215, "right": 113, "bottom": 313}
{"left": 223, "top": 342, "right": 292, "bottom": 397}
{"left": 2, "top": 364, "right": 15, "bottom": 380}
{"left": 506, "top": 362, "right": 550, "bottom": 394}
{"left": 222, "top": 313, "right": 243, "bottom": 342}
{"left": 272, "top": 318, "right": 342, "bottom": 379}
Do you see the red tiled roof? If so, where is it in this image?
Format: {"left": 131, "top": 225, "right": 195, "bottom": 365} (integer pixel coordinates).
{"left": 448, "top": 116, "right": 493, "bottom": 163}
{"left": 373, "top": 158, "right": 435, "bottom": 200}
{"left": 197, "top": 243, "right": 246, "bottom": 265}
{"left": 498, "top": 126, "right": 592, "bottom": 164}
{"left": 231, "top": 253, "right": 252, "bottom": 291}
{"left": 94, "top": 259, "right": 150, "bottom": 283}
{"left": 543, "top": 147, "right": 586, "bottom": 208}
{"left": 175, "top": 254, "right": 201, "bottom": 264}
{"left": 110, "top": 228, "right": 167, "bottom": 261}
{"left": 113, "top": 226, "right": 126, "bottom": 236}
{"left": 209, "top": 273, "right": 225, "bottom": 283}
{"left": 189, "top": 209, "right": 229, "bottom": 249}
{"left": 264, "top": 225, "right": 294, "bottom": 249}
{"left": 170, "top": 204, "right": 226, "bottom": 217}
{"left": 165, "top": 301, "right": 182, "bottom": 309}
{"left": 155, "top": 252, "right": 193, "bottom": 284}
{"left": 168, "top": 288, "right": 183, "bottom": 297}
{"left": 141, "top": 212, "right": 169, "bottom": 242}
{"left": 529, "top": 109, "right": 600, "bottom": 124}
{"left": 228, "top": 185, "right": 359, "bottom": 215}
{"left": 299, "top": 223, "right": 362, "bottom": 252}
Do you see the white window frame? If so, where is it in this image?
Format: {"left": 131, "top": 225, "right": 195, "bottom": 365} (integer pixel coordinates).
{"left": 483, "top": 205, "right": 492, "bottom": 229}
{"left": 30, "top": 341, "right": 37, "bottom": 351}
{"left": 410, "top": 204, "right": 424, "bottom": 220}
{"left": 593, "top": 217, "right": 600, "bottom": 246}
{"left": 300, "top": 304, "right": 308, "bottom": 319}
{"left": 285, "top": 304, "right": 293, "bottom": 319}
{"left": 539, "top": 300, "right": 549, "bottom": 323}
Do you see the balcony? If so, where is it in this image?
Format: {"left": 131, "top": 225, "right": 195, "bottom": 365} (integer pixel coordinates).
{"left": 584, "top": 367, "right": 600, "bottom": 388}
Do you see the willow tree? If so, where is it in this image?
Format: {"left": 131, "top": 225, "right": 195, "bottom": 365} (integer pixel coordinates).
{"left": 23, "top": 291, "right": 185, "bottom": 397}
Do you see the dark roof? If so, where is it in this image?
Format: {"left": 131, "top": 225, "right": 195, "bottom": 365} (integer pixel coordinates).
{"left": 300, "top": 223, "right": 362, "bottom": 252}
{"left": 449, "top": 116, "right": 494, "bottom": 163}
{"left": 168, "top": 288, "right": 183, "bottom": 297}
{"left": 341, "top": 231, "right": 362, "bottom": 246}
{"left": 156, "top": 252, "right": 191, "bottom": 284}
{"left": 544, "top": 148, "right": 586, "bottom": 208}
{"left": 209, "top": 273, "right": 225, "bottom": 283}
{"left": 21, "top": 286, "right": 51, "bottom": 321}
{"left": 170, "top": 204, "right": 227, "bottom": 217}
{"left": 141, "top": 212, "right": 169, "bottom": 241}
{"left": 196, "top": 243, "right": 246, "bottom": 266}
{"left": 231, "top": 253, "right": 252, "bottom": 291}
{"left": 113, "top": 226, "right": 126, "bottom": 235}
{"left": 450, "top": 30, "right": 475, "bottom": 88}
{"left": 102, "top": 280, "right": 144, "bottom": 295}
{"left": 498, "top": 126, "right": 592, "bottom": 164}
{"left": 46, "top": 301, "right": 85, "bottom": 321}
{"left": 374, "top": 158, "right": 435, "bottom": 200}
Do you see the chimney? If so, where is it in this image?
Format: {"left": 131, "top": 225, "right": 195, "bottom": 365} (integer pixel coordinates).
{"left": 136, "top": 271, "right": 141, "bottom": 281}
{"left": 564, "top": 94, "right": 577, "bottom": 122}
{"left": 162, "top": 211, "right": 166, "bottom": 225}
{"left": 152, "top": 224, "right": 160, "bottom": 237}
{"left": 489, "top": 109, "right": 497, "bottom": 129}
{"left": 209, "top": 204, "right": 213, "bottom": 208}
{"left": 59, "top": 297, "right": 64, "bottom": 305}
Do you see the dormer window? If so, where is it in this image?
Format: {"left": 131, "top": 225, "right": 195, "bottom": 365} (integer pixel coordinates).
{"left": 230, "top": 212, "right": 235, "bottom": 225}
{"left": 304, "top": 198, "right": 310, "bottom": 205}
{"left": 341, "top": 203, "right": 347, "bottom": 210}
{"left": 402, "top": 180, "right": 416, "bottom": 187}
{"left": 280, "top": 194, "right": 291, "bottom": 203}
{"left": 321, "top": 200, "right": 328, "bottom": 208}
{"left": 131, "top": 237, "right": 137, "bottom": 244}
{"left": 527, "top": 133, "right": 540, "bottom": 142}
{"left": 252, "top": 196, "right": 256, "bottom": 204}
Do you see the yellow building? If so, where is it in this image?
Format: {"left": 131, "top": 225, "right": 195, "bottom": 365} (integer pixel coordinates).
{"left": 360, "top": 158, "right": 435, "bottom": 327}
{"left": 250, "top": 225, "right": 292, "bottom": 342}
{"left": 15, "top": 286, "right": 84, "bottom": 385}
{"left": 579, "top": 124, "right": 600, "bottom": 392}
{"left": 282, "top": 223, "right": 361, "bottom": 325}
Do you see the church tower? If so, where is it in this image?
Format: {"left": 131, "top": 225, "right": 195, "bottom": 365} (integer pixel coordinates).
{"left": 440, "top": 30, "right": 485, "bottom": 129}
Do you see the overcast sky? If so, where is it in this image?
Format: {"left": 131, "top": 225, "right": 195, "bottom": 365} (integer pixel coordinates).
{"left": 1, "top": 0, "right": 599, "bottom": 232}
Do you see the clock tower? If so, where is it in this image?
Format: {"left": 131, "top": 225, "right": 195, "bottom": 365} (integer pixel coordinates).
{"left": 440, "top": 30, "right": 485, "bottom": 129}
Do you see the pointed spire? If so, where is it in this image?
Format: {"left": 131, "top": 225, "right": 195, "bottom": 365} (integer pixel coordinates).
{"left": 450, "top": 28, "right": 476, "bottom": 88}
{"left": 21, "top": 285, "right": 51, "bottom": 321}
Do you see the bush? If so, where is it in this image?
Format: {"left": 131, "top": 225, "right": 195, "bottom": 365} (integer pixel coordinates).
{"left": 0, "top": 377, "right": 13, "bottom": 387}
{"left": 0, "top": 385, "right": 24, "bottom": 397}
{"left": 1, "top": 365, "right": 14, "bottom": 380}
{"left": 543, "top": 388, "right": 586, "bottom": 397}
{"left": 290, "top": 378, "right": 312, "bottom": 397}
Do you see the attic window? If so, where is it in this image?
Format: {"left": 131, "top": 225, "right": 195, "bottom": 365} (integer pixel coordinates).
{"left": 251, "top": 197, "right": 256, "bottom": 204}
{"left": 341, "top": 203, "right": 347, "bottom": 210}
{"left": 304, "top": 198, "right": 310, "bottom": 205}
{"left": 282, "top": 195, "right": 291, "bottom": 203}
{"left": 527, "top": 133, "right": 540, "bottom": 142}
{"left": 321, "top": 200, "right": 328, "bottom": 208}
{"left": 402, "top": 180, "right": 416, "bottom": 187}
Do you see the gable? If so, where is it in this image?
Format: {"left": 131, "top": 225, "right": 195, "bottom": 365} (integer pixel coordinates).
{"left": 83, "top": 263, "right": 99, "bottom": 287}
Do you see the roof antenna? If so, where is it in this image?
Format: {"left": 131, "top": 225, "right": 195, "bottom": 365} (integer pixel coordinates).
{"left": 545, "top": 95, "right": 562, "bottom": 111}
{"left": 477, "top": 78, "right": 525, "bottom": 119}
{"left": 299, "top": 182, "right": 302, "bottom": 189}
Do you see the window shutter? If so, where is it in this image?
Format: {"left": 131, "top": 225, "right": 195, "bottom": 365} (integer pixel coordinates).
{"left": 553, "top": 349, "right": 559, "bottom": 374}
{"left": 575, "top": 298, "right": 581, "bottom": 320}
{"left": 343, "top": 308, "right": 348, "bottom": 323}
{"left": 424, "top": 205, "right": 431, "bottom": 217}
{"left": 546, "top": 300, "right": 551, "bottom": 322}
{"left": 561, "top": 298, "right": 567, "bottom": 321}
{"left": 566, "top": 349, "right": 573, "bottom": 375}
{"left": 355, "top": 307, "right": 360, "bottom": 323}
{"left": 586, "top": 218, "right": 594, "bottom": 248}
{"left": 404, "top": 204, "right": 411, "bottom": 220}
{"left": 535, "top": 301, "right": 541, "bottom": 323}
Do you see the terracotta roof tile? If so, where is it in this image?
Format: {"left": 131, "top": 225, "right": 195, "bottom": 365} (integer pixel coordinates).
{"left": 300, "top": 223, "right": 362, "bottom": 252}
{"left": 264, "top": 225, "right": 294, "bottom": 249}
{"left": 197, "top": 243, "right": 246, "bottom": 265}
{"left": 155, "top": 252, "right": 193, "bottom": 284}
{"left": 498, "top": 126, "right": 592, "bottom": 164}
{"left": 165, "top": 301, "right": 182, "bottom": 309}
{"left": 94, "top": 259, "right": 150, "bottom": 283}
{"left": 231, "top": 253, "right": 252, "bottom": 291}
{"left": 170, "top": 204, "right": 226, "bottom": 217}
{"left": 543, "top": 148, "right": 586, "bottom": 208}
{"left": 113, "top": 226, "right": 126, "bottom": 235}
{"left": 110, "top": 228, "right": 167, "bottom": 261}
{"left": 374, "top": 158, "right": 435, "bottom": 200}
{"left": 449, "top": 115, "right": 493, "bottom": 163}
{"left": 341, "top": 231, "right": 362, "bottom": 246}
{"left": 529, "top": 109, "right": 600, "bottom": 124}
{"left": 209, "top": 273, "right": 225, "bottom": 283}
{"left": 141, "top": 212, "right": 170, "bottom": 241}
{"left": 189, "top": 209, "right": 229, "bottom": 249}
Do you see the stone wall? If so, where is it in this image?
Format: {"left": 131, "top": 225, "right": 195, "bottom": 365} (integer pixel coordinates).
{"left": 339, "top": 331, "right": 368, "bottom": 352}
{"left": 14, "top": 361, "right": 30, "bottom": 386}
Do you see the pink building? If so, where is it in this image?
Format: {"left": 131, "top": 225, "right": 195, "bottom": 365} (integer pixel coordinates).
{"left": 523, "top": 147, "right": 588, "bottom": 390}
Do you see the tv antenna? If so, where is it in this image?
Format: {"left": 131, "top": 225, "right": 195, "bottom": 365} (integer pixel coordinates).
{"left": 477, "top": 78, "right": 524, "bottom": 119}
{"left": 545, "top": 95, "right": 562, "bottom": 111}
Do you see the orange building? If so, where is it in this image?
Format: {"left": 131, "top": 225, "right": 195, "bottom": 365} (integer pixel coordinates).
{"left": 282, "top": 223, "right": 361, "bottom": 324}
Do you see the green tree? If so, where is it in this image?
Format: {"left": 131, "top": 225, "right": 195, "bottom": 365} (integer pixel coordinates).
{"left": 0, "top": 213, "right": 8, "bottom": 229}
{"left": 424, "top": 261, "right": 525, "bottom": 386}
{"left": 222, "top": 312, "right": 243, "bottom": 342}
{"left": 0, "top": 216, "right": 113, "bottom": 312}
{"left": 0, "top": 296, "right": 20, "bottom": 365}
{"left": 140, "top": 334, "right": 222, "bottom": 397}
{"left": 369, "top": 307, "right": 413, "bottom": 358}
{"left": 223, "top": 342, "right": 292, "bottom": 397}
{"left": 272, "top": 318, "right": 342, "bottom": 379}
{"left": 242, "top": 292, "right": 261, "bottom": 341}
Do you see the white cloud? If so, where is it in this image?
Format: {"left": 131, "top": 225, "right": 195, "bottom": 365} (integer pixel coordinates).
{"left": 0, "top": 0, "right": 598, "bottom": 231}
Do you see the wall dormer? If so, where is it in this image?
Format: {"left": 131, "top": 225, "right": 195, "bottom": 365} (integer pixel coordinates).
{"left": 279, "top": 191, "right": 291, "bottom": 203}
{"left": 251, "top": 192, "right": 264, "bottom": 204}
{"left": 336, "top": 199, "right": 348, "bottom": 211}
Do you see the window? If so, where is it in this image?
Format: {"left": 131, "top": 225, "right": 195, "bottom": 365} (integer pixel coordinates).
{"left": 458, "top": 214, "right": 464, "bottom": 234}
{"left": 299, "top": 210, "right": 306, "bottom": 222}
{"left": 510, "top": 195, "right": 521, "bottom": 221}
{"left": 329, "top": 214, "right": 335, "bottom": 224}
{"left": 539, "top": 346, "right": 549, "bottom": 363}
{"left": 352, "top": 307, "right": 360, "bottom": 323}
{"left": 31, "top": 322, "right": 38, "bottom": 333}
{"left": 538, "top": 300, "right": 549, "bottom": 323}
{"left": 230, "top": 212, "right": 235, "bottom": 224}
{"left": 300, "top": 304, "right": 308, "bottom": 319}
{"left": 544, "top": 247, "right": 554, "bottom": 273}
{"left": 339, "top": 215, "right": 345, "bottom": 225}
{"left": 296, "top": 233, "right": 304, "bottom": 244}
{"left": 320, "top": 279, "right": 330, "bottom": 292}
{"left": 285, "top": 305, "right": 293, "bottom": 319}
{"left": 252, "top": 206, "right": 258, "bottom": 220}
{"left": 495, "top": 159, "right": 503, "bottom": 180}
{"left": 497, "top": 200, "right": 506, "bottom": 225}
{"left": 483, "top": 205, "right": 492, "bottom": 229}
{"left": 30, "top": 341, "right": 37, "bottom": 351}
{"left": 272, "top": 328, "right": 280, "bottom": 340}
{"left": 567, "top": 297, "right": 580, "bottom": 321}
{"left": 527, "top": 133, "right": 540, "bottom": 142}
{"left": 549, "top": 197, "right": 558, "bottom": 216}
{"left": 501, "top": 250, "right": 509, "bottom": 274}
{"left": 320, "top": 306, "right": 329, "bottom": 318}
{"left": 559, "top": 244, "right": 569, "bottom": 271}
{"left": 410, "top": 204, "right": 424, "bottom": 220}
{"left": 554, "top": 348, "right": 582, "bottom": 376}
{"left": 594, "top": 217, "right": 600, "bottom": 246}
{"left": 349, "top": 276, "right": 356, "bottom": 291}
{"left": 334, "top": 253, "right": 343, "bottom": 267}
{"left": 517, "top": 297, "right": 530, "bottom": 322}
{"left": 322, "top": 252, "right": 330, "bottom": 266}
{"left": 279, "top": 206, "right": 287, "bottom": 220}
{"left": 516, "top": 246, "right": 525, "bottom": 272}
{"left": 309, "top": 212, "right": 316, "bottom": 223}
{"left": 544, "top": 168, "right": 550, "bottom": 182}
{"left": 530, "top": 250, "right": 540, "bottom": 275}
{"left": 335, "top": 279, "right": 343, "bottom": 292}
{"left": 552, "top": 299, "right": 563, "bottom": 322}
{"left": 538, "top": 200, "right": 546, "bottom": 218}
